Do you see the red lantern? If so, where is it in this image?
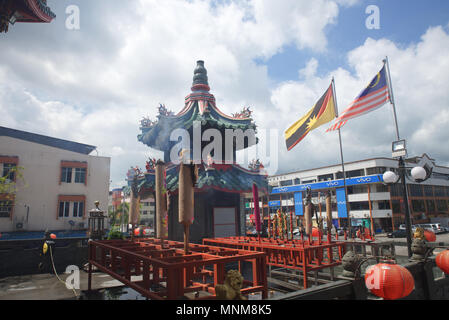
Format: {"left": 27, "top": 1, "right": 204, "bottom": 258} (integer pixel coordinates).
{"left": 50, "top": 233, "right": 57, "bottom": 239}
{"left": 365, "top": 263, "right": 414, "bottom": 300}
{"left": 134, "top": 228, "right": 140, "bottom": 236}
{"left": 436, "top": 250, "right": 449, "bottom": 274}
{"left": 424, "top": 230, "right": 436, "bottom": 242}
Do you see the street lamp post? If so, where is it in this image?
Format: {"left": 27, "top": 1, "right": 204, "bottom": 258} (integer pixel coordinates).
{"left": 382, "top": 141, "right": 432, "bottom": 257}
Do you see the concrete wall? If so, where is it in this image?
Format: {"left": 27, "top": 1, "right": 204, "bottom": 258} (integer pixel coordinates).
{"left": 0, "top": 238, "right": 88, "bottom": 277}
{"left": 0, "top": 136, "right": 110, "bottom": 232}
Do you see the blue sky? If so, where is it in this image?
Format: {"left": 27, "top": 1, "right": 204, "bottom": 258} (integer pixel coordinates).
{"left": 266, "top": 0, "right": 449, "bottom": 82}
{"left": 1, "top": 0, "right": 449, "bottom": 188}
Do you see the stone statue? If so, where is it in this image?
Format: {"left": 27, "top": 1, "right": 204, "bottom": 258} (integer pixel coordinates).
{"left": 341, "top": 251, "right": 362, "bottom": 278}
{"left": 215, "top": 270, "right": 247, "bottom": 300}
{"left": 411, "top": 227, "right": 430, "bottom": 261}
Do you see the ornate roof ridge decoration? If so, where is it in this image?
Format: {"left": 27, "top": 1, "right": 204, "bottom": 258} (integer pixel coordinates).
{"left": 130, "top": 161, "right": 268, "bottom": 194}
{"left": 145, "top": 158, "right": 157, "bottom": 173}
{"left": 158, "top": 103, "right": 174, "bottom": 117}
{"left": 126, "top": 166, "right": 144, "bottom": 182}
{"left": 232, "top": 106, "right": 253, "bottom": 120}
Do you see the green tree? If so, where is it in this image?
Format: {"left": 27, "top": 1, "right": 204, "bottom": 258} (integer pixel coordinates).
{"left": 0, "top": 165, "right": 25, "bottom": 195}
{"left": 108, "top": 202, "right": 129, "bottom": 227}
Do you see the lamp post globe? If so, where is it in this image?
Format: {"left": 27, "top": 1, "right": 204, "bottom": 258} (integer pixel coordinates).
{"left": 383, "top": 171, "right": 398, "bottom": 184}
{"left": 411, "top": 166, "right": 426, "bottom": 182}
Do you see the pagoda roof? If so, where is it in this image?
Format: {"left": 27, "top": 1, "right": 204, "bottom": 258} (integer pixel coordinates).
{"left": 138, "top": 61, "right": 257, "bottom": 152}
{"left": 15, "top": 0, "right": 56, "bottom": 23}
{"left": 126, "top": 162, "right": 268, "bottom": 196}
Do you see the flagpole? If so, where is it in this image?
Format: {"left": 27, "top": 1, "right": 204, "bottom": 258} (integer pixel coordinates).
{"left": 384, "top": 56, "right": 413, "bottom": 253}
{"left": 384, "top": 56, "right": 401, "bottom": 141}
{"left": 331, "top": 78, "right": 352, "bottom": 234}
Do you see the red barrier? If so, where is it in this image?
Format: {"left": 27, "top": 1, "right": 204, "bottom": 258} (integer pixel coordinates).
{"left": 202, "top": 236, "right": 346, "bottom": 289}
{"left": 88, "top": 238, "right": 267, "bottom": 300}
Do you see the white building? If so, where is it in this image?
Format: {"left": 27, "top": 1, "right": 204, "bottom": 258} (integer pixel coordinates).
{"left": 0, "top": 126, "right": 111, "bottom": 233}
{"left": 264, "top": 154, "right": 449, "bottom": 232}
{"left": 139, "top": 196, "right": 155, "bottom": 227}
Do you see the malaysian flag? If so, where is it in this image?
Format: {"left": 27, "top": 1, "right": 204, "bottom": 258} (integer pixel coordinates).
{"left": 326, "top": 64, "right": 391, "bottom": 132}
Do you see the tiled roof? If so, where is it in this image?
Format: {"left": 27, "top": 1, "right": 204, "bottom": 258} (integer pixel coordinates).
{"left": 129, "top": 163, "right": 268, "bottom": 194}
{"left": 0, "top": 126, "right": 96, "bottom": 155}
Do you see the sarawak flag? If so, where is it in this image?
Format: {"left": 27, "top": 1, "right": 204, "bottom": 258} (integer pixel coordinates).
{"left": 285, "top": 83, "right": 336, "bottom": 151}
{"left": 327, "top": 65, "right": 390, "bottom": 132}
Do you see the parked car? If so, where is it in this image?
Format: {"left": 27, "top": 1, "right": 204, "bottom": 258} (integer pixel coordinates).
{"left": 418, "top": 223, "right": 444, "bottom": 234}
{"left": 430, "top": 223, "right": 445, "bottom": 234}
{"left": 387, "top": 230, "right": 407, "bottom": 238}
{"left": 399, "top": 224, "right": 406, "bottom": 231}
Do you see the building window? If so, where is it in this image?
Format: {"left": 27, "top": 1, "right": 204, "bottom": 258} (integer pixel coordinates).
{"left": 2, "top": 163, "right": 16, "bottom": 181}
{"left": 74, "top": 168, "right": 86, "bottom": 183}
{"left": 318, "top": 174, "right": 333, "bottom": 182}
{"left": 436, "top": 200, "right": 448, "bottom": 213}
{"left": 390, "top": 184, "right": 403, "bottom": 196}
{"left": 302, "top": 179, "right": 316, "bottom": 184}
{"left": 60, "top": 161, "right": 87, "bottom": 185}
{"left": 142, "top": 211, "right": 148, "bottom": 215}
{"left": 73, "top": 201, "right": 84, "bottom": 217}
{"left": 346, "top": 169, "right": 364, "bottom": 178}
{"left": 411, "top": 200, "right": 425, "bottom": 212}
{"left": 375, "top": 184, "right": 389, "bottom": 193}
{"left": 409, "top": 184, "right": 423, "bottom": 197}
{"left": 294, "top": 178, "right": 300, "bottom": 185}
{"left": 61, "top": 167, "right": 72, "bottom": 183}
{"left": 348, "top": 185, "right": 367, "bottom": 194}
{"left": 366, "top": 167, "right": 387, "bottom": 175}
{"left": 426, "top": 200, "right": 436, "bottom": 213}
{"left": 434, "top": 186, "right": 445, "bottom": 197}
{"left": 59, "top": 201, "right": 70, "bottom": 218}
{"left": 391, "top": 200, "right": 402, "bottom": 214}
{"left": 0, "top": 200, "right": 13, "bottom": 218}
{"left": 280, "top": 179, "right": 293, "bottom": 186}
{"left": 349, "top": 201, "right": 370, "bottom": 211}
{"left": 377, "top": 200, "right": 391, "bottom": 210}
{"left": 423, "top": 185, "right": 434, "bottom": 197}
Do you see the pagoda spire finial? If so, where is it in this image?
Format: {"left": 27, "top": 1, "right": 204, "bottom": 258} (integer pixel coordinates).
{"left": 191, "top": 60, "right": 210, "bottom": 92}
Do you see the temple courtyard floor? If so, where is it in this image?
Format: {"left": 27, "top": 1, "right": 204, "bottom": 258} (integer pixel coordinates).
{"left": 0, "top": 233, "right": 448, "bottom": 300}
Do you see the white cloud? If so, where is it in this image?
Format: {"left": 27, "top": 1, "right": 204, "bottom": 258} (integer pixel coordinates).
{"left": 8, "top": 1, "right": 449, "bottom": 187}
{"left": 0, "top": 0, "right": 354, "bottom": 188}
{"left": 271, "top": 24, "right": 449, "bottom": 173}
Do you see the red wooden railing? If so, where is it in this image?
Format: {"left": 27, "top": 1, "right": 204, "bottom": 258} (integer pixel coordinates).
{"left": 202, "top": 236, "right": 346, "bottom": 289}
{"left": 88, "top": 238, "right": 267, "bottom": 300}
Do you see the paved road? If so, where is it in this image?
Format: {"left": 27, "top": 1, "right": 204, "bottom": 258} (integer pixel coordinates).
{"left": 374, "top": 232, "right": 449, "bottom": 257}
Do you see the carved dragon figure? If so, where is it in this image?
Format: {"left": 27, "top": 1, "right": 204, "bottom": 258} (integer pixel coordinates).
{"left": 145, "top": 158, "right": 157, "bottom": 172}
{"left": 248, "top": 159, "right": 263, "bottom": 172}
{"left": 158, "top": 103, "right": 174, "bottom": 117}
{"left": 232, "top": 106, "right": 252, "bottom": 119}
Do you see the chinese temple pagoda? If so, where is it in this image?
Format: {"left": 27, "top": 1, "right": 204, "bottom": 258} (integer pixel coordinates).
{"left": 0, "top": 0, "right": 56, "bottom": 33}
{"left": 132, "top": 60, "right": 268, "bottom": 243}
